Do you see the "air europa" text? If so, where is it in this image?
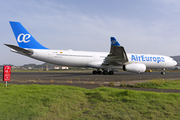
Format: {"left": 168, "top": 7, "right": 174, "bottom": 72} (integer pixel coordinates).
{"left": 131, "top": 55, "right": 165, "bottom": 63}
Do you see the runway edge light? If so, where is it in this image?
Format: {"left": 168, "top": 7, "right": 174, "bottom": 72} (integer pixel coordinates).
{"left": 3, "top": 65, "right": 11, "bottom": 87}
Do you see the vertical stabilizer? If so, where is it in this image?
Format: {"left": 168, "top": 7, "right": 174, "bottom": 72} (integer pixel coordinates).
{"left": 9, "top": 21, "right": 48, "bottom": 49}
{"left": 111, "top": 37, "right": 120, "bottom": 46}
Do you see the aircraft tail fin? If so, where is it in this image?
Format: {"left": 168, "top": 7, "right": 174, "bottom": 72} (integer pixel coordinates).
{"left": 111, "top": 37, "right": 120, "bottom": 46}
{"left": 9, "top": 21, "right": 48, "bottom": 49}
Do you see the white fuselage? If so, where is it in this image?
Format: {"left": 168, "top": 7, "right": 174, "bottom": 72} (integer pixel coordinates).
{"left": 26, "top": 49, "right": 177, "bottom": 69}
{"left": 8, "top": 21, "right": 177, "bottom": 74}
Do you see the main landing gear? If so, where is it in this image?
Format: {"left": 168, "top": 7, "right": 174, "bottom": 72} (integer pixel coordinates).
{"left": 92, "top": 70, "right": 102, "bottom": 74}
{"left": 92, "top": 69, "right": 114, "bottom": 75}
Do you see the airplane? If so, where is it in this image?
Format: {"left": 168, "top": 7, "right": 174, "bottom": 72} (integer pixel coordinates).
{"left": 5, "top": 21, "right": 177, "bottom": 75}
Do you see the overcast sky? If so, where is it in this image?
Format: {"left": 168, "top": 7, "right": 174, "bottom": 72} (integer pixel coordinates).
{"left": 1, "top": 0, "right": 180, "bottom": 66}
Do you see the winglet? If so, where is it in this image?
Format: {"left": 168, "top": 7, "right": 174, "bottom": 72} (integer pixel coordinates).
{"left": 111, "top": 37, "right": 120, "bottom": 46}
{"left": 9, "top": 21, "right": 48, "bottom": 49}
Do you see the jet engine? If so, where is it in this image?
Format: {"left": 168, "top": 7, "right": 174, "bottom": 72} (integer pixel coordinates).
{"left": 123, "top": 63, "right": 146, "bottom": 73}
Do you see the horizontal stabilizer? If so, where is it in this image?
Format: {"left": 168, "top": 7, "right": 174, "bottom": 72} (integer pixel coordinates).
{"left": 4, "top": 44, "right": 33, "bottom": 55}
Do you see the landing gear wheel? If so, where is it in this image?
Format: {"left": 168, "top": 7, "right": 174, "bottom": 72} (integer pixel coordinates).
{"left": 161, "top": 71, "right": 165, "bottom": 75}
{"left": 161, "top": 68, "right": 166, "bottom": 75}
{"left": 97, "top": 71, "right": 102, "bottom": 74}
{"left": 103, "top": 70, "right": 108, "bottom": 75}
{"left": 92, "top": 70, "right": 97, "bottom": 74}
{"left": 109, "top": 71, "right": 114, "bottom": 75}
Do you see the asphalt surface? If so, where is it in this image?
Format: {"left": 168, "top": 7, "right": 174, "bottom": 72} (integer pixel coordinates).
{"left": 1, "top": 71, "right": 180, "bottom": 93}
{"left": 1, "top": 71, "right": 180, "bottom": 81}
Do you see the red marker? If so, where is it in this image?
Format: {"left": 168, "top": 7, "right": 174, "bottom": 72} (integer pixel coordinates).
{"left": 3, "top": 66, "right": 11, "bottom": 87}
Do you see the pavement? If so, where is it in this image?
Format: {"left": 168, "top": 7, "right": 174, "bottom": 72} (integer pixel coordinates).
{"left": 0, "top": 71, "right": 180, "bottom": 93}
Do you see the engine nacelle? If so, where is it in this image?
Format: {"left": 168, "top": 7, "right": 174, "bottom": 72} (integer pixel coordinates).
{"left": 123, "top": 63, "right": 146, "bottom": 73}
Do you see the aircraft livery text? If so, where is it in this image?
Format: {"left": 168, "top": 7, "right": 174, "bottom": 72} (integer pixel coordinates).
{"left": 131, "top": 55, "right": 165, "bottom": 63}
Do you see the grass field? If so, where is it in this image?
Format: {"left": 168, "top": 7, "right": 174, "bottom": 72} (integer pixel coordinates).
{"left": 134, "top": 79, "right": 180, "bottom": 90}
{"left": 0, "top": 83, "right": 180, "bottom": 120}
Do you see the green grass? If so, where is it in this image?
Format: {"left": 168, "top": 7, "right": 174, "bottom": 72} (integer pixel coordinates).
{"left": 134, "top": 79, "right": 180, "bottom": 90}
{"left": 0, "top": 83, "right": 180, "bottom": 119}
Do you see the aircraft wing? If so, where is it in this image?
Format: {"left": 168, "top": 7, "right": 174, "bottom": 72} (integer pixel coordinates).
{"left": 102, "top": 37, "right": 128, "bottom": 66}
{"left": 4, "top": 44, "right": 33, "bottom": 55}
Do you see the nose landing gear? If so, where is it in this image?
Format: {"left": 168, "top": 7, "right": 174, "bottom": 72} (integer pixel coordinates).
{"left": 161, "top": 68, "right": 166, "bottom": 75}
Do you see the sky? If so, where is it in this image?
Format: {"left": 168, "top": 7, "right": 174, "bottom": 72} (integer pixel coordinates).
{"left": 1, "top": 0, "right": 180, "bottom": 66}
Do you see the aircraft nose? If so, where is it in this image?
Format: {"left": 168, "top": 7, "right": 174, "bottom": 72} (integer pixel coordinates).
{"left": 172, "top": 60, "right": 177, "bottom": 66}
{"left": 173, "top": 61, "right": 177, "bottom": 66}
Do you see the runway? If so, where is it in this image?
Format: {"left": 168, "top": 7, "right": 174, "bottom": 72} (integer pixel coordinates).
{"left": 1, "top": 71, "right": 180, "bottom": 93}
{"left": 2, "top": 71, "right": 180, "bottom": 81}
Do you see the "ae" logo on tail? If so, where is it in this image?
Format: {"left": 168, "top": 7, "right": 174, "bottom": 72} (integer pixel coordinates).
{"left": 17, "top": 33, "right": 31, "bottom": 43}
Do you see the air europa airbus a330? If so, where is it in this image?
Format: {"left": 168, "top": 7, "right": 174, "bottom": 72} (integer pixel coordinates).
{"left": 5, "top": 21, "right": 177, "bottom": 75}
